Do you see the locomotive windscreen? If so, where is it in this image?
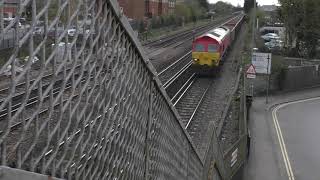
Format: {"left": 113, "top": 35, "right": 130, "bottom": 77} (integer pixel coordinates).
{"left": 208, "top": 44, "right": 218, "bottom": 52}
{"left": 194, "top": 44, "right": 205, "bottom": 52}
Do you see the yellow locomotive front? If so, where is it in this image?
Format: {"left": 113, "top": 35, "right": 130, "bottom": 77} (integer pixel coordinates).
{"left": 192, "top": 37, "right": 221, "bottom": 68}
{"left": 192, "top": 51, "right": 220, "bottom": 67}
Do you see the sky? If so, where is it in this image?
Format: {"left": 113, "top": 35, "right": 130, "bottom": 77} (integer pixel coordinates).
{"left": 208, "top": 0, "right": 279, "bottom": 7}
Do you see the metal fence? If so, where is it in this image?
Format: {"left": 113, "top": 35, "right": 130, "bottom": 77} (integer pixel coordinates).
{"left": 0, "top": 0, "right": 211, "bottom": 179}
{"left": 222, "top": 72, "right": 248, "bottom": 178}
{"left": 279, "top": 65, "right": 320, "bottom": 91}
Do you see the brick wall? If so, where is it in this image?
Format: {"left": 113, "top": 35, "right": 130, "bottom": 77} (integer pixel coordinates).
{"left": 118, "top": 0, "right": 145, "bottom": 20}
{"left": 117, "top": 0, "right": 175, "bottom": 19}
{"left": 147, "top": 0, "right": 171, "bottom": 17}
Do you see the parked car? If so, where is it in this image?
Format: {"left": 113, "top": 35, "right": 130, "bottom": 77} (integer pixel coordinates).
{"left": 67, "top": 28, "right": 76, "bottom": 37}
{"left": 33, "top": 26, "right": 43, "bottom": 35}
{"left": 24, "top": 56, "right": 39, "bottom": 63}
{"left": 265, "top": 39, "right": 284, "bottom": 50}
{"left": 51, "top": 42, "right": 73, "bottom": 49}
{"left": 261, "top": 33, "right": 279, "bottom": 41}
{"left": 3, "top": 18, "right": 22, "bottom": 28}
{"left": 51, "top": 42, "right": 73, "bottom": 61}
{"left": 48, "top": 27, "right": 64, "bottom": 37}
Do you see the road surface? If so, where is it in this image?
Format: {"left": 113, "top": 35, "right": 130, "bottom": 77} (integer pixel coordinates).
{"left": 243, "top": 88, "right": 320, "bottom": 180}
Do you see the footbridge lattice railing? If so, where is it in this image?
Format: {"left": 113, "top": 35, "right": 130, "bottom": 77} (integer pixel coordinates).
{"left": 0, "top": 0, "right": 233, "bottom": 179}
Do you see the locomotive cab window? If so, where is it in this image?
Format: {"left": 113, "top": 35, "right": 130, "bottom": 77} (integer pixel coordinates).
{"left": 195, "top": 44, "right": 205, "bottom": 52}
{"left": 208, "top": 44, "right": 218, "bottom": 53}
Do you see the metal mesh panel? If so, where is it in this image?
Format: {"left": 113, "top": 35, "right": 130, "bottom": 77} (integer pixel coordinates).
{"left": 148, "top": 87, "right": 203, "bottom": 179}
{"left": 187, "top": 147, "right": 203, "bottom": 179}
{"left": 222, "top": 73, "right": 248, "bottom": 178}
{"left": 0, "top": 0, "right": 204, "bottom": 179}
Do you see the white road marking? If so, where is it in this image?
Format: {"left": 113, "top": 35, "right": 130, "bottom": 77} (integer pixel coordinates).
{"left": 271, "top": 96, "right": 320, "bottom": 180}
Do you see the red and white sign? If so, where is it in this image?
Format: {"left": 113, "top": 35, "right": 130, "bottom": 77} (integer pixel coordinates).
{"left": 246, "top": 64, "right": 256, "bottom": 79}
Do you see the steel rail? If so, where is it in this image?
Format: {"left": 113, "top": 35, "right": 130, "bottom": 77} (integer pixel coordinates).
{"left": 173, "top": 76, "right": 196, "bottom": 107}
{"left": 157, "top": 14, "right": 243, "bottom": 86}
{"left": 144, "top": 15, "right": 236, "bottom": 48}
{"left": 0, "top": 73, "right": 89, "bottom": 119}
{"left": 0, "top": 64, "right": 83, "bottom": 96}
{"left": 163, "top": 61, "right": 192, "bottom": 89}
{"left": 0, "top": 77, "right": 86, "bottom": 119}
{"left": 144, "top": 21, "right": 216, "bottom": 47}
{"left": 171, "top": 73, "right": 195, "bottom": 103}
{"left": 158, "top": 51, "right": 191, "bottom": 76}
{"left": 185, "top": 85, "right": 210, "bottom": 129}
{"left": 0, "top": 62, "right": 101, "bottom": 119}
{"left": 0, "top": 74, "right": 94, "bottom": 133}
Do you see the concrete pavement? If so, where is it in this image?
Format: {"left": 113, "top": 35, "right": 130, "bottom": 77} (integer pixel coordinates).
{"left": 243, "top": 88, "right": 320, "bottom": 180}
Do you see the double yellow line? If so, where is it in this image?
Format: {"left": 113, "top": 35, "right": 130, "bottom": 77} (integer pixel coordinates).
{"left": 272, "top": 104, "right": 295, "bottom": 180}
{"left": 271, "top": 96, "right": 320, "bottom": 180}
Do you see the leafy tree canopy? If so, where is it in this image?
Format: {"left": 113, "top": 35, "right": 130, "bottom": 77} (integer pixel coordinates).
{"left": 209, "top": 1, "right": 235, "bottom": 14}
{"left": 279, "top": 0, "right": 320, "bottom": 58}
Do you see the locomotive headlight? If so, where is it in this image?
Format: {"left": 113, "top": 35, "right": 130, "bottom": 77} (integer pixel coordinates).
{"left": 193, "top": 58, "right": 199, "bottom": 62}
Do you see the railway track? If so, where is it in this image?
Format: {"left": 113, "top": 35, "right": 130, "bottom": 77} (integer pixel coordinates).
{"left": 174, "top": 78, "right": 212, "bottom": 128}
{"left": 144, "top": 16, "right": 234, "bottom": 49}
{"left": 0, "top": 75, "right": 89, "bottom": 120}
{"left": 0, "top": 69, "right": 112, "bottom": 170}
{"left": 0, "top": 70, "right": 126, "bottom": 173}
{"left": 171, "top": 14, "right": 246, "bottom": 160}
{"left": 158, "top": 52, "right": 192, "bottom": 86}
{"left": 155, "top": 15, "right": 243, "bottom": 100}
{"left": 157, "top": 51, "right": 197, "bottom": 100}
{"left": 0, "top": 14, "right": 245, "bottom": 168}
{"left": 0, "top": 71, "right": 102, "bottom": 135}
{"left": 0, "top": 60, "right": 111, "bottom": 138}
{"left": 0, "top": 64, "right": 91, "bottom": 120}
{"left": 0, "top": 51, "right": 112, "bottom": 121}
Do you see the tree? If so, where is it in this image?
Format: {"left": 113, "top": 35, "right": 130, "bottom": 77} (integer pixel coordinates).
{"left": 209, "top": 1, "right": 234, "bottom": 15}
{"left": 199, "top": 0, "right": 209, "bottom": 10}
{"left": 300, "top": 0, "right": 320, "bottom": 58}
{"left": 256, "top": 9, "right": 266, "bottom": 27}
{"left": 244, "top": 0, "right": 254, "bottom": 13}
{"left": 175, "top": 2, "right": 205, "bottom": 23}
{"left": 175, "top": 4, "right": 192, "bottom": 22}
{"left": 278, "top": 0, "right": 320, "bottom": 58}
